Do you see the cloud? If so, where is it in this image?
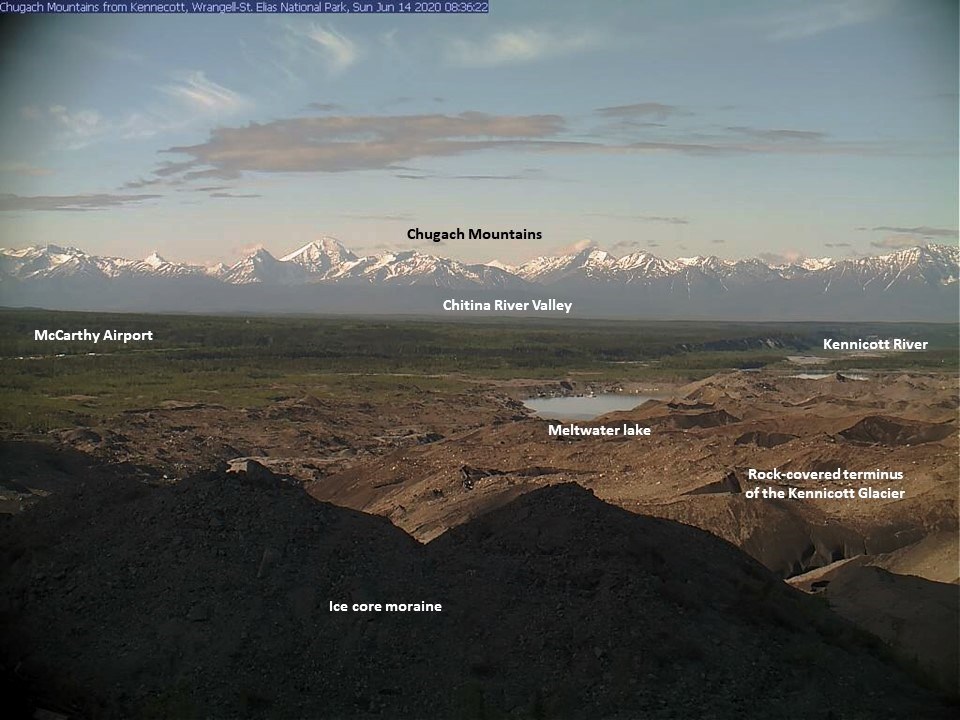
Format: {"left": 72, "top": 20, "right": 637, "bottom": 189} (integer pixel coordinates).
{"left": 553, "top": 239, "right": 597, "bottom": 255}
{"left": 61, "top": 31, "right": 146, "bottom": 66}
{"left": 160, "top": 71, "right": 247, "bottom": 114}
{"left": 586, "top": 117, "right": 865, "bottom": 156}
{"left": 151, "top": 108, "right": 883, "bottom": 183}
{"left": 305, "top": 24, "right": 358, "bottom": 73}
{"left": 587, "top": 212, "right": 689, "bottom": 225}
{"left": 48, "top": 105, "right": 104, "bottom": 145}
{"left": 869, "top": 235, "right": 933, "bottom": 250}
{"left": 824, "top": 242, "right": 851, "bottom": 248}
{"left": 860, "top": 225, "right": 958, "bottom": 238}
{"left": 339, "top": 213, "right": 412, "bottom": 221}
{"left": 711, "top": 239, "right": 726, "bottom": 244}
{"left": 368, "top": 241, "right": 413, "bottom": 252}
{"left": 449, "top": 171, "right": 541, "bottom": 181}
{"left": 759, "top": 250, "right": 804, "bottom": 265}
{"left": 0, "top": 162, "right": 54, "bottom": 177}
{"left": 121, "top": 176, "right": 177, "bottom": 190}
{"left": 386, "top": 168, "right": 544, "bottom": 182}
{"left": 595, "top": 103, "right": 688, "bottom": 120}
{"left": 25, "top": 72, "right": 247, "bottom": 149}
{"left": 759, "top": 0, "right": 893, "bottom": 41}
{"left": 0, "top": 193, "right": 160, "bottom": 212}
{"left": 159, "top": 112, "right": 565, "bottom": 178}
{"left": 209, "top": 192, "right": 261, "bottom": 199}
{"left": 445, "top": 28, "right": 600, "bottom": 67}
{"left": 234, "top": 243, "right": 264, "bottom": 256}
{"left": 726, "top": 126, "right": 828, "bottom": 142}
{"left": 306, "top": 102, "right": 343, "bottom": 112}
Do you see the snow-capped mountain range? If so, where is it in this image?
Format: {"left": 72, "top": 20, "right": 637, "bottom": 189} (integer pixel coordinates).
{"left": 1, "top": 238, "right": 956, "bottom": 320}
{"left": 2, "top": 237, "right": 956, "bottom": 289}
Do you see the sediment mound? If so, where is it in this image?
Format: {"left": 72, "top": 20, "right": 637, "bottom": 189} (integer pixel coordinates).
{"left": 664, "top": 409, "right": 742, "bottom": 430}
{"left": 791, "top": 562, "right": 959, "bottom": 695}
{"left": 684, "top": 471, "right": 743, "bottom": 495}
{"left": 0, "top": 459, "right": 952, "bottom": 719}
{"left": 734, "top": 430, "right": 799, "bottom": 448}
{"left": 839, "top": 416, "right": 956, "bottom": 446}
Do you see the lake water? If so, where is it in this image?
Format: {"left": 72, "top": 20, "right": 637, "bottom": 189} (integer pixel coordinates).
{"left": 523, "top": 394, "right": 654, "bottom": 420}
{"left": 790, "top": 373, "right": 868, "bottom": 381}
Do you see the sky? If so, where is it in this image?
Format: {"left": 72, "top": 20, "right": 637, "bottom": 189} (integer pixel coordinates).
{"left": 0, "top": 0, "right": 957, "bottom": 266}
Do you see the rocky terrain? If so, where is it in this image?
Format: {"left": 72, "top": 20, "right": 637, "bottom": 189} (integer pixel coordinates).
{"left": 1, "top": 467, "right": 954, "bottom": 719}
{"left": 1, "top": 369, "right": 957, "bottom": 717}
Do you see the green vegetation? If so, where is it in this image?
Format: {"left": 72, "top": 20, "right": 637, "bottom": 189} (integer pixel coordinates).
{"left": 1, "top": 309, "right": 956, "bottom": 433}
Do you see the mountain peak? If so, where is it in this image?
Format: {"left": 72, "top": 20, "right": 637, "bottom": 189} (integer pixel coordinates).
{"left": 279, "top": 237, "right": 358, "bottom": 275}
{"left": 143, "top": 252, "right": 167, "bottom": 267}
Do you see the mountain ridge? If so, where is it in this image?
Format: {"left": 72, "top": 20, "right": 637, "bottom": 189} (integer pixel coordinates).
{"left": 1, "top": 240, "right": 956, "bottom": 320}
{"left": 2, "top": 240, "right": 956, "bottom": 288}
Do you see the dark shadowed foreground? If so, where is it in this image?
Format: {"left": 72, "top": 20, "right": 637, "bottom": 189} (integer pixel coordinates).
{"left": 0, "top": 456, "right": 954, "bottom": 719}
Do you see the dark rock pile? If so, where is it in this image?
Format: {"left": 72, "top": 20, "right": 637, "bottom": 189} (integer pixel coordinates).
{"left": 0, "top": 450, "right": 952, "bottom": 719}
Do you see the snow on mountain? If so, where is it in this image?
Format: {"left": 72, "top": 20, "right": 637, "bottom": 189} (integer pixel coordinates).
{"left": 143, "top": 252, "right": 166, "bottom": 268}
{"left": 515, "top": 247, "right": 620, "bottom": 284}
{"left": 0, "top": 245, "right": 110, "bottom": 280}
{"left": 223, "top": 248, "right": 309, "bottom": 285}
{"left": 280, "top": 237, "right": 358, "bottom": 277}
{"left": 798, "top": 257, "right": 834, "bottom": 272}
{"left": 330, "top": 250, "right": 526, "bottom": 289}
{"left": 124, "top": 252, "right": 208, "bottom": 278}
{"left": 205, "top": 262, "right": 230, "bottom": 279}
{"left": 1, "top": 241, "right": 956, "bottom": 298}
{"left": 615, "top": 251, "right": 678, "bottom": 278}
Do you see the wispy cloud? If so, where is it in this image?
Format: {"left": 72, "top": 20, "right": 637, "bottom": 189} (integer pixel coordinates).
{"left": 859, "top": 225, "right": 958, "bottom": 238}
{"left": 121, "top": 176, "right": 177, "bottom": 190}
{"left": 595, "top": 103, "right": 688, "bottom": 120}
{"left": 0, "top": 162, "right": 54, "bottom": 177}
{"left": 305, "top": 24, "right": 358, "bottom": 73}
{"left": 869, "top": 235, "right": 934, "bottom": 249}
{"left": 48, "top": 105, "right": 104, "bottom": 146}
{"left": 60, "top": 31, "right": 146, "bottom": 66}
{"left": 209, "top": 192, "right": 261, "bottom": 199}
{"left": 23, "top": 71, "right": 247, "bottom": 149}
{"left": 726, "top": 126, "right": 828, "bottom": 142}
{"left": 160, "top": 71, "right": 247, "bottom": 113}
{"left": 587, "top": 212, "right": 689, "bottom": 225}
{"left": 306, "top": 102, "right": 343, "bottom": 112}
{"left": 757, "top": 0, "right": 894, "bottom": 41}
{"left": 586, "top": 114, "right": 868, "bottom": 156}
{"left": 159, "top": 112, "right": 565, "bottom": 178}
{"left": 759, "top": 250, "right": 803, "bottom": 264}
{"left": 151, "top": 107, "right": 885, "bottom": 183}
{"left": 553, "top": 239, "right": 597, "bottom": 255}
{"left": 339, "top": 212, "right": 413, "bottom": 221}
{"left": 0, "top": 193, "right": 160, "bottom": 212}
{"left": 445, "top": 28, "right": 600, "bottom": 67}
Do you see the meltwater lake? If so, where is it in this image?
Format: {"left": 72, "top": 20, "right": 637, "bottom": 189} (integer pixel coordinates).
{"left": 523, "top": 394, "right": 655, "bottom": 421}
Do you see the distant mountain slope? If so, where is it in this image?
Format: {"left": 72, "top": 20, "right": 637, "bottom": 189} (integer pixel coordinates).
{"left": 0, "top": 240, "right": 956, "bottom": 320}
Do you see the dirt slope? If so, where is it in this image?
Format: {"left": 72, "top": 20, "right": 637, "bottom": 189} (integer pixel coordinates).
{"left": 1, "top": 461, "right": 953, "bottom": 719}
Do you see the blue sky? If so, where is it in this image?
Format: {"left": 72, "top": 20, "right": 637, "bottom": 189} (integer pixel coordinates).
{"left": 0, "top": 0, "right": 957, "bottom": 265}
